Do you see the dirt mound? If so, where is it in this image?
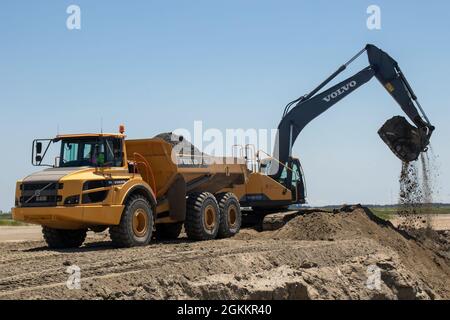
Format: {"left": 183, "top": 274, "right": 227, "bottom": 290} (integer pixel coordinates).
{"left": 404, "top": 229, "right": 450, "bottom": 262}
{"left": 268, "top": 209, "right": 382, "bottom": 241}
{"left": 163, "top": 255, "right": 434, "bottom": 300}
{"left": 265, "top": 207, "right": 450, "bottom": 298}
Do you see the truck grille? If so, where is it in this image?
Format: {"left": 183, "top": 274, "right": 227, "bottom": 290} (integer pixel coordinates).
{"left": 19, "top": 182, "right": 60, "bottom": 207}
{"left": 21, "top": 183, "right": 61, "bottom": 191}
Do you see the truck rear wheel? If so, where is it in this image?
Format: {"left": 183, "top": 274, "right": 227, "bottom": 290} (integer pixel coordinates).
{"left": 42, "top": 226, "right": 87, "bottom": 249}
{"left": 110, "top": 195, "right": 154, "bottom": 248}
{"left": 185, "top": 192, "right": 220, "bottom": 240}
{"left": 216, "top": 192, "right": 242, "bottom": 238}
{"left": 155, "top": 222, "right": 183, "bottom": 240}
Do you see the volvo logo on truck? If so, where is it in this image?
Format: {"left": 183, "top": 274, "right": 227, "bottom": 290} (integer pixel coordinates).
{"left": 323, "top": 81, "right": 357, "bottom": 102}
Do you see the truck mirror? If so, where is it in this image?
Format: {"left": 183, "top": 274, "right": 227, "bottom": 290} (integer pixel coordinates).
{"left": 35, "top": 155, "right": 42, "bottom": 163}
{"left": 36, "top": 142, "right": 42, "bottom": 154}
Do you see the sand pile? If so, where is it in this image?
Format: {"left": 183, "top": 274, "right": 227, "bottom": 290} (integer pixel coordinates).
{"left": 264, "top": 207, "right": 450, "bottom": 298}
{"left": 154, "top": 132, "right": 203, "bottom": 156}
{"left": 268, "top": 207, "right": 388, "bottom": 241}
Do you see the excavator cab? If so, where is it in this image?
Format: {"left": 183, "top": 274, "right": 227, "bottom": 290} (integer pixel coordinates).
{"left": 275, "top": 158, "right": 307, "bottom": 205}
{"left": 289, "top": 158, "right": 307, "bottom": 204}
{"left": 259, "top": 156, "right": 307, "bottom": 205}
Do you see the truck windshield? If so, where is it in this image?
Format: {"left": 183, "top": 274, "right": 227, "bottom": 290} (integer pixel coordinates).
{"left": 60, "top": 138, "right": 123, "bottom": 167}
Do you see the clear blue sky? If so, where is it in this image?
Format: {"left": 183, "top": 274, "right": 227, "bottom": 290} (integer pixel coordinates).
{"left": 1, "top": 0, "right": 449, "bottom": 211}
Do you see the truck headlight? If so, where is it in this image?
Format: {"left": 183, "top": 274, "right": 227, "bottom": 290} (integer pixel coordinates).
{"left": 64, "top": 195, "right": 80, "bottom": 205}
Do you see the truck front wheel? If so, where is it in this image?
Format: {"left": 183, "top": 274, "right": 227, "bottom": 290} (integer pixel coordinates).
{"left": 216, "top": 192, "right": 242, "bottom": 238}
{"left": 185, "top": 192, "right": 220, "bottom": 240}
{"left": 110, "top": 195, "right": 154, "bottom": 247}
{"left": 42, "top": 226, "right": 87, "bottom": 249}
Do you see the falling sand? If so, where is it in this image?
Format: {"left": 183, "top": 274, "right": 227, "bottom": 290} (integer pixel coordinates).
{"left": 398, "top": 147, "right": 438, "bottom": 230}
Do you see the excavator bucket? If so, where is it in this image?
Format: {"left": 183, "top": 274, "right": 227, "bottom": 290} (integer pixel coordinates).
{"left": 378, "top": 116, "right": 430, "bottom": 162}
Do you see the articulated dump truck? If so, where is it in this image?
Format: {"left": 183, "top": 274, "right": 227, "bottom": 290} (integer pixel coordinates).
{"left": 12, "top": 131, "right": 248, "bottom": 248}
{"left": 13, "top": 129, "right": 298, "bottom": 248}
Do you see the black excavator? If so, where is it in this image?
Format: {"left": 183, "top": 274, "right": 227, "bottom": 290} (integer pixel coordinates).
{"left": 267, "top": 44, "right": 435, "bottom": 204}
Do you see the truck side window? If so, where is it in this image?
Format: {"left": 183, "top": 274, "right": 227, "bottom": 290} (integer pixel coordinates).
{"left": 83, "top": 144, "right": 92, "bottom": 160}
{"left": 105, "top": 138, "right": 123, "bottom": 167}
{"left": 63, "top": 142, "right": 79, "bottom": 164}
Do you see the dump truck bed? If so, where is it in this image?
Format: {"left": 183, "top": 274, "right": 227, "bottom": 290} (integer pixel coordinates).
{"left": 125, "top": 138, "right": 248, "bottom": 199}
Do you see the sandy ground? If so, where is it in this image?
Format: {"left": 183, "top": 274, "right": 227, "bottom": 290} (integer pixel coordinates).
{"left": 0, "top": 226, "right": 43, "bottom": 242}
{"left": 0, "top": 207, "right": 449, "bottom": 300}
{"left": 391, "top": 214, "right": 450, "bottom": 231}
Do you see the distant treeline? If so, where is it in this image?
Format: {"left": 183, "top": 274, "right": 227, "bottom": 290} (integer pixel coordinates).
{"left": 365, "top": 203, "right": 450, "bottom": 208}
{"left": 301, "top": 203, "right": 450, "bottom": 209}
{"left": 0, "top": 212, "right": 12, "bottom": 219}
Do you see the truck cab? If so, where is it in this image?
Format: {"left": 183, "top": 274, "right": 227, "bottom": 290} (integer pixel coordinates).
{"left": 13, "top": 131, "right": 162, "bottom": 248}
{"left": 16, "top": 133, "right": 133, "bottom": 211}
{"left": 13, "top": 130, "right": 248, "bottom": 249}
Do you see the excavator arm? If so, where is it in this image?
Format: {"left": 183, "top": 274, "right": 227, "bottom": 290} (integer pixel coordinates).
{"left": 270, "top": 44, "right": 435, "bottom": 181}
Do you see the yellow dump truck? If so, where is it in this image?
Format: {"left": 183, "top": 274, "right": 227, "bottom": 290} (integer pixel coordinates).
{"left": 12, "top": 129, "right": 249, "bottom": 248}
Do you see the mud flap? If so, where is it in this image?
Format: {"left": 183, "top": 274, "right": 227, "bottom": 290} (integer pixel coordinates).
{"left": 378, "top": 116, "right": 429, "bottom": 162}
{"left": 167, "top": 174, "right": 187, "bottom": 222}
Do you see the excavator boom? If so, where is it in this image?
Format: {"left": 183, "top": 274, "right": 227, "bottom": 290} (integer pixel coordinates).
{"left": 270, "top": 44, "right": 434, "bottom": 181}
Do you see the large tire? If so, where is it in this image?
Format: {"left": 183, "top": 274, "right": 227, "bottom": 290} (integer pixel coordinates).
{"left": 42, "top": 226, "right": 87, "bottom": 249}
{"left": 109, "top": 195, "right": 154, "bottom": 248}
{"left": 155, "top": 222, "right": 183, "bottom": 240}
{"left": 185, "top": 192, "right": 220, "bottom": 240}
{"left": 216, "top": 192, "right": 242, "bottom": 238}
